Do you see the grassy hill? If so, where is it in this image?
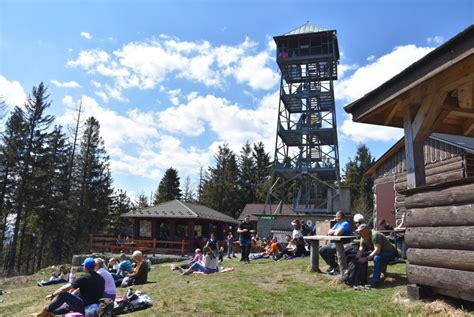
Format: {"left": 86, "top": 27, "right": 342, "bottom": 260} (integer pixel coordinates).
{"left": 0, "top": 256, "right": 472, "bottom": 316}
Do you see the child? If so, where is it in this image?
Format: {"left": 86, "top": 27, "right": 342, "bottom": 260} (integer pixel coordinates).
{"left": 69, "top": 266, "right": 78, "bottom": 284}
{"left": 171, "top": 248, "right": 203, "bottom": 271}
{"left": 226, "top": 232, "right": 236, "bottom": 259}
{"left": 37, "top": 265, "right": 69, "bottom": 287}
{"left": 181, "top": 247, "right": 219, "bottom": 275}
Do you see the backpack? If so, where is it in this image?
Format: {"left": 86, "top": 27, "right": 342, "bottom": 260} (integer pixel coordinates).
{"left": 112, "top": 288, "right": 153, "bottom": 315}
{"left": 341, "top": 258, "right": 368, "bottom": 286}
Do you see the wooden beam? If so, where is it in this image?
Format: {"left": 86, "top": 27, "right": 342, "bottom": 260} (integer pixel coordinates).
{"left": 407, "top": 264, "right": 474, "bottom": 299}
{"left": 412, "top": 92, "right": 448, "bottom": 143}
{"left": 383, "top": 101, "right": 402, "bottom": 125}
{"left": 463, "top": 120, "right": 474, "bottom": 136}
{"left": 407, "top": 203, "right": 474, "bottom": 227}
{"left": 456, "top": 80, "right": 473, "bottom": 109}
{"left": 408, "top": 248, "right": 474, "bottom": 272}
{"left": 404, "top": 113, "right": 426, "bottom": 189}
{"left": 406, "top": 226, "right": 474, "bottom": 250}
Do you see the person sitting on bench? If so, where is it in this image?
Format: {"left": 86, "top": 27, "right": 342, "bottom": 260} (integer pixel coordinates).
{"left": 355, "top": 224, "right": 398, "bottom": 288}
{"left": 319, "top": 211, "right": 351, "bottom": 275}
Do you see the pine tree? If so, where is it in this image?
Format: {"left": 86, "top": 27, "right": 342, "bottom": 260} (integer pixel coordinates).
{"left": 201, "top": 144, "right": 240, "bottom": 217}
{"left": 343, "top": 144, "right": 375, "bottom": 219}
{"left": 0, "top": 108, "right": 27, "bottom": 268}
{"left": 238, "top": 141, "right": 255, "bottom": 208}
{"left": 6, "top": 83, "right": 54, "bottom": 274}
{"left": 108, "top": 189, "right": 132, "bottom": 235}
{"left": 252, "top": 142, "right": 272, "bottom": 203}
{"left": 72, "top": 117, "right": 113, "bottom": 252}
{"left": 182, "top": 176, "right": 194, "bottom": 202}
{"left": 154, "top": 167, "right": 182, "bottom": 204}
{"left": 134, "top": 192, "right": 150, "bottom": 209}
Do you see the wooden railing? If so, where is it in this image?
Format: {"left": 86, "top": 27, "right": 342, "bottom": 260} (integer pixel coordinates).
{"left": 89, "top": 235, "right": 187, "bottom": 255}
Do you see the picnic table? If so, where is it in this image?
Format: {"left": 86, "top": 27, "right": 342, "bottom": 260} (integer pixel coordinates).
{"left": 303, "top": 235, "right": 355, "bottom": 274}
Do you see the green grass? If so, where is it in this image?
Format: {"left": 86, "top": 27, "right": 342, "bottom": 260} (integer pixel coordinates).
{"left": 0, "top": 257, "right": 471, "bottom": 316}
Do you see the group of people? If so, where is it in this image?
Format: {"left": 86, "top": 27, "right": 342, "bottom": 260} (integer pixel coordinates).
{"left": 32, "top": 250, "right": 149, "bottom": 317}
{"left": 319, "top": 210, "right": 405, "bottom": 288}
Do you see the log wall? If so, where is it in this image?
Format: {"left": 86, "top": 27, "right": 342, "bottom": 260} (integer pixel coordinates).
{"left": 373, "top": 136, "right": 468, "bottom": 223}
{"left": 405, "top": 178, "right": 474, "bottom": 302}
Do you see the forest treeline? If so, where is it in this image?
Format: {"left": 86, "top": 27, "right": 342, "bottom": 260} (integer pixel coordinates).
{"left": 0, "top": 82, "right": 374, "bottom": 275}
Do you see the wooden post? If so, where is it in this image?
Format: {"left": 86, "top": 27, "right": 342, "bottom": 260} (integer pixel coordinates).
{"left": 404, "top": 114, "right": 426, "bottom": 189}
{"left": 335, "top": 241, "right": 348, "bottom": 272}
{"left": 152, "top": 239, "right": 156, "bottom": 255}
{"left": 181, "top": 239, "right": 185, "bottom": 256}
{"left": 187, "top": 220, "right": 195, "bottom": 254}
{"left": 309, "top": 240, "right": 320, "bottom": 272}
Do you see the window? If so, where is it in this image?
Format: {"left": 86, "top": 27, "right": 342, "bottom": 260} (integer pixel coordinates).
{"left": 139, "top": 219, "right": 152, "bottom": 238}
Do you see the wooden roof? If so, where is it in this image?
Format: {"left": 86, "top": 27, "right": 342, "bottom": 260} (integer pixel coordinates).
{"left": 122, "top": 200, "right": 239, "bottom": 224}
{"left": 345, "top": 25, "right": 474, "bottom": 138}
{"left": 365, "top": 133, "right": 474, "bottom": 177}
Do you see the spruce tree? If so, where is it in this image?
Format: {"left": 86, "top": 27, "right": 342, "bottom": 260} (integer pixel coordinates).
{"left": 154, "top": 167, "right": 182, "bottom": 204}
{"left": 343, "top": 144, "right": 375, "bottom": 219}
{"left": 201, "top": 144, "right": 239, "bottom": 217}
{"left": 72, "top": 116, "right": 113, "bottom": 252}
{"left": 6, "top": 83, "right": 54, "bottom": 274}
{"left": 252, "top": 142, "right": 272, "bottom": 203}
{"left": 238, "top": 141, "right": 255, "bottom": 208}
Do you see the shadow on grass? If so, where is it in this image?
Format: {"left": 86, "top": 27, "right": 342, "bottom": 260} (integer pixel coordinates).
{"left": 380, "top": 272, "right": 408, "bottom": 289}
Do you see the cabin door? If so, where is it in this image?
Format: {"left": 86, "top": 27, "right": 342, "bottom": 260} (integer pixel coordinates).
{"left": 375, "top": 182, "right": 396, "bottom": 227}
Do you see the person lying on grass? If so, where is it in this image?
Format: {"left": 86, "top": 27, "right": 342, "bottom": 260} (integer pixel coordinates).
{"left": 37, "top": 265, "right": 70, "bottom": 287}
{"left": 250, "top": 237, "right": 281, "bottom": 260}
{"left": 171, "top": 248, "right": 203, "bottom": 271}
{"left": 180, "top": 247, "right": 220, "bottom": 275}
{"left": 31, "top": 257, "right": 104, "bottom": 317}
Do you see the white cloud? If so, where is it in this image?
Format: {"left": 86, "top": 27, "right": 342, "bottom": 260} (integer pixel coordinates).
{"left": 167, "top": 88, "right": 181, "bottom": 106}
{"left": 62, "top": 95, "right": 75, "bottom": 107}
{"left": 95, "top": 91, "right": 109, "bottom": 102}
{"left": 69, "top": 36, "right": 279, "bottom": 92}
{"left": 366, "top": 55, "right": 375, "bottom": 62}
{"left": 426, "top": 35, "right": 444, "bottom": 45}
{"left": 157, "top": 90, "right": 278, "bottom": 152}
{"left": 91, "top": 80, "right": 102, "bottom": 88}
{"left": 337, "top": 44, "right": 434, "bottom": 142}
{"left": 50, "top": 80, "right": 81, "bottom": 88}
{"left": 335, "top": 45, "right": 434, "bottom": 103}
{"left": 80, "top": 32, "right": 92, "bottom": 40}
{"left": 0, "top": 75, "right": 27, "bottom": 107}
{"left": 67, "top": 49, "right": 110, "bottom": 69}
{"left": 340, "top": 114, "right": 403, "bottom": 142}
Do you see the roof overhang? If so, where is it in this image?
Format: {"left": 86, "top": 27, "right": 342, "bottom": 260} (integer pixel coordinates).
{"left": 345, "top": 25, "right": 474, "bottom": 137}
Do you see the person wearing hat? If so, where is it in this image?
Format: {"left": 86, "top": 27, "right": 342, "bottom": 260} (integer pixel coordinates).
{"left": 319, "top": 211, "right": 351, "bottom": 275}
{"left": 31, "top": 257, "right": 105, "bottom": 317}
{"left": 355, "top": 224, "right": 398, "bottom": 287}
{"left": 237, "top": 215, "right": 255, "bottom": 264}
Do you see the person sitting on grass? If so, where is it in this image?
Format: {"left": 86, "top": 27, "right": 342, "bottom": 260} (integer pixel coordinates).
{"left": 180, "top": 247, "right": 220, "bottom": 275}
{"left": 94, "top": 258, "right": 116, "bottom": 300}
{"left": 31, "top": 258, "right": 105, "bottom": 317}
{"left": 112, "top": 253, "right": 133, "bottom": 286}
{"left": 37, "top": 265, "right": 70, "bottom": 287}
{"left": 319, "top": 211, "right": 351, "bottom": 275}
{"left": 107, "top": 257, "right": 120, "bottom": 274}
{"left": 274, "top": 235, "right": 298, "bottom": 261}
{"left": 171, "top": 248, "right": 203, "bottom": 271}
{"left": 120, "top": 250, "right": 149, "bottom": 287}
{"left": 355, "top": 224, "right": 398, "bottom": 288}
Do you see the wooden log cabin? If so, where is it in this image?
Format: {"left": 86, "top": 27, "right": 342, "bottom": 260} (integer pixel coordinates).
{"left": 366, "top": 133, "right": 474, "bottom": 226}
{"left": 121, "top": 200, "right": 239, "bottom": 254}
{"left": 345, "top": 25, "right": 474, "bottom": 302}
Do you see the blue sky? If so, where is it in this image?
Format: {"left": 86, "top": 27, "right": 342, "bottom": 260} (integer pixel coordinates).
{"left": 0, "top": 0, "right": 472, "bottom": 199}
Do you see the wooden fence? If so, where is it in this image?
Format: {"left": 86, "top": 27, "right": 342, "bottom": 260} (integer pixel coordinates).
{"left": 89, "top": 235, "right": 187, "bottom": 255}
